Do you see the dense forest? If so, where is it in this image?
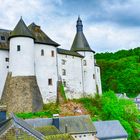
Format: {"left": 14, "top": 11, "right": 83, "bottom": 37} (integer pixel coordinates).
{"left": 95, "top": 47, "right": 140, "bottom": 97}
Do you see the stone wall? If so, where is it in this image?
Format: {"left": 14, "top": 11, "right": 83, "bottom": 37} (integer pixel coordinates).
{"left": 1, "top": 72, "right": 43, "bottom": 113}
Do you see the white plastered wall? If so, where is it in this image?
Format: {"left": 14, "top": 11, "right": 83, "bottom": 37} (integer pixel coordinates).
{"left": 57, "top": 54, "right": 84, "bottom": 99}
{"left": 9, "top": 37, "right": 35, "bottom": 76}
{"left": 0, "top": 50, "right": 9, "bottom": 98}
{"left": 35, "top": 44, "right": 58, "bottom": 103}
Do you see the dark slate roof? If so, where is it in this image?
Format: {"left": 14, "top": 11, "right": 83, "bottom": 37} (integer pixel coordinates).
{"left": 93, "top": 120, "right": 128, "bottom": 139}
{"left": 71, "top": 17, "right": 95, "bottom": 53}
{"left": 9, "top": 18, "right": 34, "bottom": 39}
{"left": 57, "top": 48, "right": 84, "bottom": 58}
{"left": 26, "top": 115, "right": 96, "bottom": 134}
{"left": 0, "top": 114, "right": 44, "bottom": 140}
{"left": 0, "top": 29, "right": 10, "bottom": 50}
{"left": 28, "top": 23, "right": 59, "bottom": 47}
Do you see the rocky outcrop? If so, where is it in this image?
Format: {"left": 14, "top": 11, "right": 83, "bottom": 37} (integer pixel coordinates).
{"left": 1, "top": 72, "right": 43, "bottom": 113}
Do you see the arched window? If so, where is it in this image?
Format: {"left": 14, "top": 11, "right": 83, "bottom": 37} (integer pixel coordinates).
{"left": 41, "top": 49, "right": 44, "bottom": 56}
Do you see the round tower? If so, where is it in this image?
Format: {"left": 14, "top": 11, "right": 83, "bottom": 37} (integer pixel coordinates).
{"left": 71, "top": 17, "right": 97, "bottom": 95}
{"left": 9, "top": 18, "right": 35, "bottom": 76}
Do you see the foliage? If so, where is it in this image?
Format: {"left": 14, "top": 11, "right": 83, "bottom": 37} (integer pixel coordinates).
{"left": 95, "top": 47, "right": 140, "bottom": 97}
{"left": 16, "top": 103, "right": 59, "bottom": 119}
{"left": 101, "top": 91, "right": 139, "bottom": 140}
{"left": 59, "top": 83, "right": 67, "bottom": 101}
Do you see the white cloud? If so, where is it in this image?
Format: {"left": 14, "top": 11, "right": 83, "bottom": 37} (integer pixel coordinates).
{"left": 0, "top": 0, "right": 140, "bottom": 53}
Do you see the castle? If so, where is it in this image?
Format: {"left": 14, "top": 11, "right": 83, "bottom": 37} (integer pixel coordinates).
{"left": 0, "top": 17, "right": 102, "bottom": 112}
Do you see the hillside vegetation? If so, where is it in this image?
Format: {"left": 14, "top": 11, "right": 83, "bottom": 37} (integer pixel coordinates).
{"left": 95, "top": 47, "right": 140, "bottom": 97}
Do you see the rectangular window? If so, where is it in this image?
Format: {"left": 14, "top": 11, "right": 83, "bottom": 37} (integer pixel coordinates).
{"left": 41, "top": 49, "right": 44, "bottom": 56}
{"left": 93, "top": 74, "right": 95, "bottom": 79}
{"left": 1, "top": 36, "right": 5, "bottom": 40}
{"left": 62, "top": 59, "right": 66, "bottom": 65}
{"left": 17, "top": 45, "right": 20, "bottom": 51}
{"left": 62, "top": 69, "right": 66, "bottom": 76}
{"left": 48, "top": 79, "right": 52, "bottom": 85}
{"left": 51, "top": 50, "right": 54, "bottom": 57}
{"left": 5, "top": 58, "right": 9, "bottom": 62}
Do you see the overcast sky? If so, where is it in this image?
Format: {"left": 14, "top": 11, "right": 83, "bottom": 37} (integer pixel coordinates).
{"left": 0, "top": 0, "right": 140, "bottom": 52}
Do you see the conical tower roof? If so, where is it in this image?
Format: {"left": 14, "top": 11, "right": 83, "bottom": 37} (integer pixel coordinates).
{"left": 9, "top": 18, "right": 34, "bottom": 39}
{"left": 71, "top": 17, "right": 95, "bottom": 53}
{"left": 28, "top": 23, "right": 59, "bottom": 47}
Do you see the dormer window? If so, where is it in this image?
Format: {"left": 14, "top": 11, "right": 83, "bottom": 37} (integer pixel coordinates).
{"left": 17, "top": 45, "right": 20, "bottom": 51}
{"left": 1, "top": 36, "right": 5, "bottom": 40}
{"left": 41, "top": 49, "right": 44, "bottom": 56}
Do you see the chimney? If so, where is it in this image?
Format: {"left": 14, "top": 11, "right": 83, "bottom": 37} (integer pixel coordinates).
{"left": 52, "top": 114, "right": 59, "bottom": 129}
{"left": 0, "top": 105, "right": 7, "bottom": 122}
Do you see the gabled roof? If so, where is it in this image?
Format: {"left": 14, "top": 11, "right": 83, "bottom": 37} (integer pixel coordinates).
{"left": 9, "top": 18, "right": 34, "bottom": 39}
{"left": 57, "top": 48, "right": 84, "bottom": 58}
{"left": 71, "top": 17, "right": 95, "bottom": 53}
{"left": 0, "top": 114, "right": 44, "bottom": 140}
{"left": 26, "top": 115, "right": 96, "bottom": 135}
{"left": 93, "top": 120, "right": 128, "bottom": 139}
{"left": 28, "top": 23, "right": 59, "bottom": 47}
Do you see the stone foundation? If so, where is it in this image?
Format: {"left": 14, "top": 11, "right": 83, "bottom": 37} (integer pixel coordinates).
{"left": 1, "top": 72, "right": 43, "bottom": 113}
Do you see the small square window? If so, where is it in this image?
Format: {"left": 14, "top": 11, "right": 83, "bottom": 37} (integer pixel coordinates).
{"left": 5, "top": 58, "right": 9, "bottom": 62}
{"left": 1, "top": 36, "right": 5, "bottom": 40}
{"left": 6, "top": 66, "right": 9, "bottom": 69}
{"left": 51, "top": 50, "right": 54, "bottom": 57}
{"left": 48, "top": 79, "right": 52, "bottom": 85}
{"left": 17, "top": 45, "right": 20, "bottom": 51}
{"left": 62, "top": 69, "right": 66, "bottom": 76}
{"left": 41, "top": 49, "right": 44, "bottom": 56}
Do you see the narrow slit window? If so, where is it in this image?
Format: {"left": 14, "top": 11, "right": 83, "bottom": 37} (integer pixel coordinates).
{"left": 93, "top": 74, "right": 95, "bottom": 79}
{"left": 62, "top": 69, "right": 66, "bottom": 76}
{"left": 51, "top": 50, "right": 54, "bottom": 57}
{"left": 17, "top": 45, "right": 20, "bottom": 51}
{"left": 83, "top": 60, "right": 87, "bottom": 66}
{"left": 48, "top": 79, "right": 52, "bottom": 85}
{"left": 41, "top": 49, "right": 44, "bottom": 56}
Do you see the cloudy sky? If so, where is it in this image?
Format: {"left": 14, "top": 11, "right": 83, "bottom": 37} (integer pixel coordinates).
{"left": 0, "top": 0, "right": 140, "bottom": 52}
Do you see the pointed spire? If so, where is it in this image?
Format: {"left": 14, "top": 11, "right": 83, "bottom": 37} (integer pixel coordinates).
{"left": 76, "top": 16, "right": 83, "bottom": 32}
{"left": 9, "top": 18, "right": 34, "bottom": 39}
{"left": 71, "top": 17, "right": 95, "bottom": 53}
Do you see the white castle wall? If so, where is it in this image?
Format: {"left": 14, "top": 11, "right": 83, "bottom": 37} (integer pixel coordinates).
{"left": 95, "top": 66, "right": 102, "bottom": 94}
{"left": 72, "top": 134, "right": 96, "bottom": 140}
{"left": 57, "top": 54, "right": 83, "bottom": 99}
{"left": 9, "top": 37, "right": 35, "bottom": 76}
{"left": 0, "top": 50, "right": 9, "bottom": 98}
{"left": 35, "top": 44, "right": 58, "bottom": 103}
{"left": 79, "top": 51, "right": 97, "bottom": 95}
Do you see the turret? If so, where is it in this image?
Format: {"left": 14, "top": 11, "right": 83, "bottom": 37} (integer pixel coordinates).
{"left": 9, "top": 18, "right": 35, "bottom": 76}
{"left": 71, "top": 17, "right": 97, "bottom": 95}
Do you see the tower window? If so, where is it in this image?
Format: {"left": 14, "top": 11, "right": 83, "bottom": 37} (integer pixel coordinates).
{"left": 51, "top": 50, "right": 54, "bottom": 57}
{"left": 83, "top": 60, "right": 87, "bottom": 66}
{"left": 1, "top": 36, "right": 5, "bottom": 40}
{"left": 93, "top": 74, "right": 95, "bottom": 79}
{"left": 62, "top": 69, "right": 66, "bottom": 76}
{"left": 17, "top": 45, "right": 20, "bottom": 51}
{"left": 5, "top": 58, "right": 9, "bottom": 62}
{"left": 63, "top": 80, "right": 66, "bottom": 87}
{"left": 48, "top": 79, "right": 52, "bottom": 85}
{"left": 41, "top": 49, "right": 44, "bottom": 56}
{"left": 62, "top": 59, "right": 66, "bottom": 65}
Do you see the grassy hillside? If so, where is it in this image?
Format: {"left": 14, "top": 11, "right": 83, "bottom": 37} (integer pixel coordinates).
{"left": 95, "top": 47, "right": 140, "bottom": 97}
{"left": 16, "top": 91, "right": 140, "bottom": 140}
